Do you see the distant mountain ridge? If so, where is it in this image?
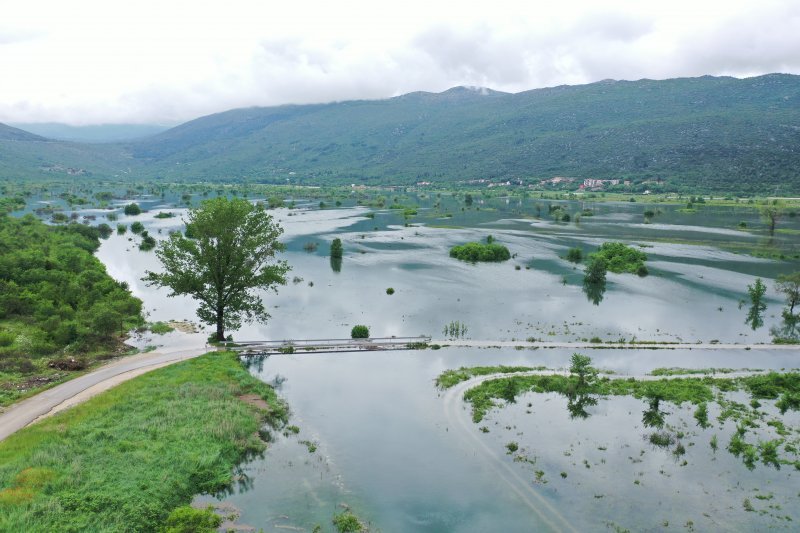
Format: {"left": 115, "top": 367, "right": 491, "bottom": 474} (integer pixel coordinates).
{"left": 3, "top": 74, "right": 800, "bottom": 193}
{"left": 9, "top": 123, "right": 171, "bottom": 143}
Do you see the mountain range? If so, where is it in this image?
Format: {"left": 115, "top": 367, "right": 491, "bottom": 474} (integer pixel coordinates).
{"left": 2, "top": 74, "right": 800, "bottom": 193}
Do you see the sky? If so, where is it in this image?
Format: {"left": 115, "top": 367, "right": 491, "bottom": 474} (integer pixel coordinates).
{"left": 1, "top": 0, "right": 799, "bottom": 125}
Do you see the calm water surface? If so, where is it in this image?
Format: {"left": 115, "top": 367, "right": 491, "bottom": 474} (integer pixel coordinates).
{"left": 82, "top": 195, "right": 800, "bottom": 531}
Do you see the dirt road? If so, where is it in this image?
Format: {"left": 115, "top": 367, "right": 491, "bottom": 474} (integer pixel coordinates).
{"left": 0, "top": 342, "right": 208, "bottom": 442}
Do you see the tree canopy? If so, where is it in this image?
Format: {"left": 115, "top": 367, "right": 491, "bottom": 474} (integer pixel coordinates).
{"left": 144, "top": 197, "right": 290, "bottom": 341}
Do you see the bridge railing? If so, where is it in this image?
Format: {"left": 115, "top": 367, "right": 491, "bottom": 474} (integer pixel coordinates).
{"left": 224, "top": 336, "right": 431, "bottom": 351}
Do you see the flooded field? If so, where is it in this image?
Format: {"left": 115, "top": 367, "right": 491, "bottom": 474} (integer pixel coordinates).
{"left": 31, "top": 189, "right": 800, "bottom": 530}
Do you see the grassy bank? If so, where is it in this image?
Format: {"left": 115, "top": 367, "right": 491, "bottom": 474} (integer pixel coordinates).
{"left": 0, "top": 351, "right": 287, "bottom": 532}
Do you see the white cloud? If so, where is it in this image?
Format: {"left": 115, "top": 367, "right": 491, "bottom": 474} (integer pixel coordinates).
{"left": 0, "top": 0, "right": 798, "bottom": 124}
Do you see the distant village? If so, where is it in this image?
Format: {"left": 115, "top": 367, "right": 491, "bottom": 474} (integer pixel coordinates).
{"left": 424, "top": 176, "right": 663, "bottom": 192}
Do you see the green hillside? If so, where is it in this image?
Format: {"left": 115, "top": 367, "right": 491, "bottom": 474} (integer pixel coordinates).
{"left": 4, "top": 74, "right": 800, "bottom": 193}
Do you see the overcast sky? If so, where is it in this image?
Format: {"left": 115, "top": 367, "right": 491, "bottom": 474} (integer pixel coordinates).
{"left": 2, "top": 0, "right": 799, "bottom": 125}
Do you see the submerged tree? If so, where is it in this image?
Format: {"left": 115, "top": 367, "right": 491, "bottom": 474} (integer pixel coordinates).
{"left": 330, "top": 237, "right": 343, "bottom": 259}
{"left": 567, "top": 353, "right": 598, "bottom": 419}
{"left": 745, "top": 278, "right": 767, "bottom": 330}
{"left": 144, "top": 197, "right": 290, "bottom": 342}
{"left": 760, "top": 203, "right": 783, "bottom": 236}
{"left": 776, "top": 272, "right": 800, "bottom": 319}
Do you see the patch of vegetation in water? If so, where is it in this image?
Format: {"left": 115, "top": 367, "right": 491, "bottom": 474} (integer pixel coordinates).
{"left": 589, "top": 242, "right": 648, "bottom": 275}
{"left": 435, "top": 365, "right": 548, "bottom": 389}
{"left": 0, "top": 351, "right": 287, "bottom": 531}
{"left": 147, "top": 321, "right": 175, "bottom": 335}
{"left": 449, "top": 241, "right": 511, "bottom": 263}
{"left": 454, "top": 361, "right": 800, "bottom": 470}
{"left": 332, "top": 509, "right": 367, "bottom": 532}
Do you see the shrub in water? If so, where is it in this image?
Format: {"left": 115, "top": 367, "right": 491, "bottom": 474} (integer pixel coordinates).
{"left": 351, "top": 325, "right": 369, "bottom": 339}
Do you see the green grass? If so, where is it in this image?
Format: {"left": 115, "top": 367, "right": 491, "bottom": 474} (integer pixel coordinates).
{"left": 435, "top": 365, "right": 547, "bottom": 389}
{"left": 0, "top": 351, "right": 287, "bottom": 532}
{"left": 148, "top": 321, "right": 175, "bottom": 335}
{"left": 452, "top": 368, "right": 799, "bottom": 423}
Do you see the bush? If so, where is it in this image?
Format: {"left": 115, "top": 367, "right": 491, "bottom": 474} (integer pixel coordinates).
{"left": 123, "top": 203, "right": 142, "bottom": 216}
{"left": 449, "top": 242, "right": 511, "bottom": 262}
{"left": 330, "top": 238, "right": 343, "bottom": 259}
{"left": 589, "top": 242, "right": 647, "bottom": 274}
{"left": 351, "top": 325, "right": 369, "bottom": 339}
{"left": 332, "top": 511, "right": 363, "bottom": 533}
{"left": 386, "top": 287, "right": 395, "bottom": 295}
{"left": 130, "top": 221, "right": 145, "bottom": 234}
{"left": 566, "top": 247, "right": 583, "bottom": 263}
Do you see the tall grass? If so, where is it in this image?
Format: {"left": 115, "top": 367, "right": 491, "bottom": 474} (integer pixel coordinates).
{"left": 0, "top": 351, "right": 286, "bottom": 532}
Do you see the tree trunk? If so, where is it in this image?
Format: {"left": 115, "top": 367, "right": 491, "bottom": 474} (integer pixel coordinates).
{"left": 216, "top": 309, "right": 225, "bottom": 342}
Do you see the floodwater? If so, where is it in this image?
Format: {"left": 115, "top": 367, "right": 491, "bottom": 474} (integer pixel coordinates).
{"left": 77, "top": 192, "right": 800, "bottom": 531}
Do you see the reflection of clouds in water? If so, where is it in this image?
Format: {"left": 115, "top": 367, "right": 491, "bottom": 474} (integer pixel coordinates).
{"left": 272, "top": 207, "right": 371, "bottom": 239}
{"left": 94, "top": 206, "right": 784, "bottom": 345}
{"left": 616, "top": 222, "right": 756, "bottom": 237}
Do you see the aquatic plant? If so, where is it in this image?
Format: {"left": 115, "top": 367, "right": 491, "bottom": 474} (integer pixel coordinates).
{"left": 443, "top": 320, "right": 468, "bottom": 339}
{"left": 566, "top": 247, "right": 583, "bottom": 263}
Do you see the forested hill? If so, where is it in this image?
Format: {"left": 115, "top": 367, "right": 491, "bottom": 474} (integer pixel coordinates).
{"left": 128, "top": 74, "right": 800, "bottom": 193}
{"left": 6, "top": 74, "right": 800, "bottom": 193}
{"left": 0, "top": 123, "right": 46, "bottom": 142}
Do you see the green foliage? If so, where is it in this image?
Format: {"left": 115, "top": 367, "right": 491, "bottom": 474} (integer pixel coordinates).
{"left": 123, "top": 203, "right": 142, "bottom": 216}
{"left": 332, "top": 510, "right": 364, "bottom": 532}
{"left": 130, "top": 221, "right": 145, "bottom": 234}
{"left": 0, "top": 215, "right": 142, "bottom": 398}
{"left": 443, "top": 320, "right": 468, "bottom": 338}
{"left": 775, "top": 272, "right": 800, "bottom": 318}
{"left": 449, "top": 242, "right": 511, "bottom": 262}
{"left": 588, "top": 242, "right": 647, "bottom": 275}
{"left": 385, "top": 287, "right": 394, "bottom": 295}
{"left": 267, "top": 196, "right": 284, "bottom": 209}
{"left": 435, "top": 365, "right": 544, "bottom": 389}
{"left": 694, "top": 402, "right": 710, "bottom": 428}
{"left": 148, "top": 322, "right": 175, "bottom": 335}
{"left": 0, "top": 352, "right": 287, "bottom": 532}
{"left": 162, "top": 506, "right": 221, "bottom": 533}
{"left": 351, "top": 325, "right": 369, "bottom": 339}
{"left": 330, "top": 238, "right": 343, "bottom": 259}
{"left": 583, "top": 256, "right": 608, "bottom": 285}
{"left": 570, "top": 353, "right": 597, "bottom": 388}
{"left": 143, "top": 197, "right": 290, "bottom": 342}
{"left": 746, "top": 278, "right": 767, "bottom": 330}
{"left": 566, "top": 247, "right": 583, "bottom": 263}
{"left": 7, "top": 75, "right": 800, "bottom": 193}
{"left": 154, "top": 212, "right": 175, "bottom": 219}
{"left": 139, "top": 232, "right": 157, "bottom": 251}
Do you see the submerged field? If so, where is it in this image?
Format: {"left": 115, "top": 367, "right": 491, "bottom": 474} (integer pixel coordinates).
{"left": 4, "top": 184, "right": 800, "bottom": 530}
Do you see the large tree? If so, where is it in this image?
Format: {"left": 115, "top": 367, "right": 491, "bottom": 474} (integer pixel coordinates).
{"left": 144, "top": 197, "right": 290, "bottom": 341}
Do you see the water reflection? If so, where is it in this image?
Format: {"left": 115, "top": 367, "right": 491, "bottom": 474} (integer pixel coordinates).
{"left": 641, "top": 395, "right": 666, "bottom": 429}
{"left": 566, "top": 391, "right": 597, "bottom": 419}
{"left": 582, "top": 280, "right": 606, "bottom": 305}
{"left": 770, "top": 313, "right": 800, "bottom": 342}
{"left": 745, "top": 303, "right": 765, "bottom": 330}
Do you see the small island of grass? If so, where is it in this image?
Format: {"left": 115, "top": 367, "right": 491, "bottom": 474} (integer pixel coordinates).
{"left": 450, "top": 238, "right": 510, "bottom": 263}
